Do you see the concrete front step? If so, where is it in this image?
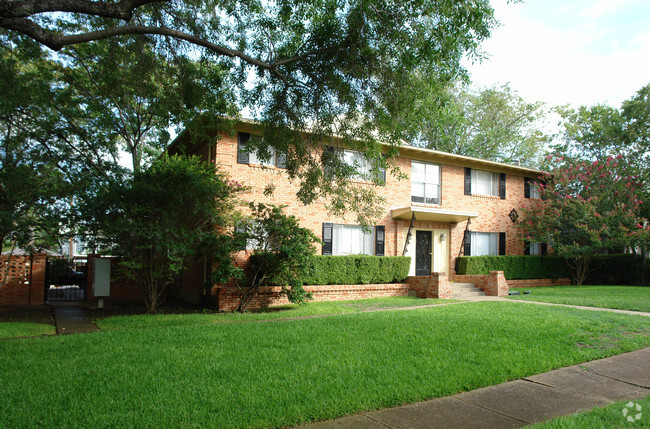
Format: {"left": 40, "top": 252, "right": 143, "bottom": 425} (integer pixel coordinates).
{"left": 450, "top": 282, "right": 486, "bottom": 298}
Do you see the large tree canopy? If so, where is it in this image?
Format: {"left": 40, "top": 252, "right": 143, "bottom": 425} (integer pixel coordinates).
{"left": 409, "top": 83, "right": 549, "bottom": 168}
{"left": 1, "top": 0, "right": 498, "bottom": 225}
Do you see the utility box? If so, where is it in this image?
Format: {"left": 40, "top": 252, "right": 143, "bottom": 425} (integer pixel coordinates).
{"left": 93, "top": 258, "right": 111, "bottom": 297}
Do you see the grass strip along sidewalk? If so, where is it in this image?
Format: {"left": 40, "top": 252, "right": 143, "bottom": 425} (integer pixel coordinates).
{"left": 508, "top": 285, "right": 650, "bottom": 313}
{"left": 1, "top": 301, "right": 649, "bottom": 428}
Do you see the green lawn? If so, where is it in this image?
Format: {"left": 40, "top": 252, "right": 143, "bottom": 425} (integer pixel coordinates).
{"left": 0, "top": 321, "right": 55, "bottom": 339}
{"left": 509, "top": 286, "right": 650, "bottom": 312}
{"left": 1, "top": 301, "right": 649, "bottom": 428}
{"left": 96, "top": 296, "right": 449, "bottom": 331}
{"left": 527, "top": 394, "right": 650, "bottom": 428}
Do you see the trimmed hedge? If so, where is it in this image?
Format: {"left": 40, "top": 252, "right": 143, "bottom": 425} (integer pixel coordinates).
{"left": 263, "top": 255, "right": 411, "bottom": 286}
{"left": 584, "top": 254, "right": 649, "bottom": 285}
{"left": 456, "top": 254, "right": 649, "bottom": 285}
{"left": 455, "top": 255, "right": 571, "bottom": 280}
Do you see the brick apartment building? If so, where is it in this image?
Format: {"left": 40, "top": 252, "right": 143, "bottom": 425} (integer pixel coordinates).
{"left": 172, "top": 120, "right": 546, "bottom": 282}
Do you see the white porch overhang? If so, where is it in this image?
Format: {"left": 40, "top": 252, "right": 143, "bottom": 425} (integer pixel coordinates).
{"left": 391, "top": 206, "right": 479, "bottom": 223}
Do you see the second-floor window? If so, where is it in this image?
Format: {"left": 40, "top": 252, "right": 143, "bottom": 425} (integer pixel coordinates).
{"left": 411, "top": 161, "right": 441, "bottom": 205}
{"left": 525, "top": 178, "right": 542, "bottom": 199}
{"left": 464, "top": 168, "right": 506, "bottom": 199}
{"left": 237, "top": 132, "right": 287, "bottom": 168}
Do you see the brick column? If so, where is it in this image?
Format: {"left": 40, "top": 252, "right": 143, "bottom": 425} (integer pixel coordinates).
{"left": 430, "top": 272, "right": 452, "bottom": 299}
{"left": 485, "top": 271, "right": 509, "bottom": 296}
{"left": 29, "top": 253, "right": 47, "bottom": 305}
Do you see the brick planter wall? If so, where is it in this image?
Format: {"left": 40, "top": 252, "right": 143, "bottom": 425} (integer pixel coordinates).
{"left": 215, "top": 283, "right": 409, "bottom": 312}
{"left": 454, "top": 271, "right": 509, "bottom": 296}
{"left": 407, "top": 273, "right": 452, "bottom": 299}
{"left": 507, "top": 278, "right": 571, "bottom": 288}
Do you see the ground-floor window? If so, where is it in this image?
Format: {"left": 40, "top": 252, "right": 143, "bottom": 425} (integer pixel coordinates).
{"left": 322, "top": 223, "right": 384, "bottom": 256}
{"left": 464, "top": 231, "right": 506, "bottom": 256}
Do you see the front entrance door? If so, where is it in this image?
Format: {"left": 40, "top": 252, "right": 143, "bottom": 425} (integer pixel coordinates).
{"left": 415, "top": 231, "right": 432, "bottom": 276}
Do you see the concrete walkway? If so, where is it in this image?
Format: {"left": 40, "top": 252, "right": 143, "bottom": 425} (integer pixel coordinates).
{"left": 52, "top": 304, "right": 100, "bottom": 335}
{"left": 462, "top": 295, "right": 650, "bottom": 317}
{"left": 299, "top": 347, "right": 650, "bottom": 428}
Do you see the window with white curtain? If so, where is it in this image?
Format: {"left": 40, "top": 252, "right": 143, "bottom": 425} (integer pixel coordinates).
{"left": 528, "top": 242, "right": 541, "bottom": 255}
{"left": 470, "top": 232, "right": 498, "bottom": 256}
{"left": 343, "top": 149, "right": 371, "bottom": 180}
{"left": 411, "top": 161, "right": 441, "bottom": 204}
{"left": 530, "top": 179, "right": 542, "bottom": 199}
{"left": 471, "top": 170, "right": 499, "bottom": 196}
{"left": 332, "top": 224, "right": 374, "bottom": 255}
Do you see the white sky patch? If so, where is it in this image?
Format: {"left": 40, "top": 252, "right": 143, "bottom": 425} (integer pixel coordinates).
{"left": 465, "top": 0, "right": 650, "bottom": 108}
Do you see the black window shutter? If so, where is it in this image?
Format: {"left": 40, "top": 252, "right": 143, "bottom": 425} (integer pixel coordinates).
{"left": 524, "top": 240, "right": 530, "bottom": 255}
{"left": 499, "top": 173, "right": 506, "bottom": 200}
{"left": 276, "top": 152, "right": 287, "bottom": 168}
{"left": 322, "top": 223, "right": 333, "bottom": 255}
{"left": 541, "top": 243, "right": 548, "bottom": 256}
{"left": 375, "top": 225, "right": 385, "bottom": 256}
{"left": 464, "top": 168, "right": 472, "bottom": 196}
{"left": 237, "top": 133, "right": 250, "bottom": 164}
{"left": 499, "top": 232, "right": 506, "bottom": 255}
{"left": 524, "top": 177, "right": 531, "bottom": 198}
{"left": 463, "top": 230, "right": 471, "bottom": 256}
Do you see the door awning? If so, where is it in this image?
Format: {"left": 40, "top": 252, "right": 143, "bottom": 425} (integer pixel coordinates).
{"left": 391, "top": 206, "right": 478, "bottom": 223}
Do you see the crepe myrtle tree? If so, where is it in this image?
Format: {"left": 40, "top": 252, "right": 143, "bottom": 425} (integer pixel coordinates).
{"left": 79, "top": 154, "right": 241, "bottom": 313}
{"left": 211, "top": 203, "right": 320, "bottom": 313}
{"left": 517, "top": 155, "right": 649, "bottom": 285}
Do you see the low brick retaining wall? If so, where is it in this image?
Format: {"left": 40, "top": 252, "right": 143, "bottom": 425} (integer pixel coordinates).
{"left": 507, "top": 278, "right": 571, "bottom": 288}
{"left": 454, "top": 271, "right": 509, "bottom": 296}
{"left": 216, "top": 283, "right": 410, "bottom": 312}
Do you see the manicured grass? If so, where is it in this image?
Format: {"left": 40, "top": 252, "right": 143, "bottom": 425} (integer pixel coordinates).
{"left": 97, "top": 296, "right": 449, "bottom": 331}
{"left": 527, "top": 394, "right": 650, "bottom": 428}
{"left": 509, "top": 285, "right": 650, "bottom": 312}
{"left": 0, "top": 322, "right": 55, "bottom": 339}
{"left": 1, "top": 302, "right": 649, "bottom": 428}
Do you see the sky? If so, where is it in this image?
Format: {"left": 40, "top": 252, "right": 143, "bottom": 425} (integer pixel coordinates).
{"left": 465, "top": 0, "right": 650, "bottom": 109}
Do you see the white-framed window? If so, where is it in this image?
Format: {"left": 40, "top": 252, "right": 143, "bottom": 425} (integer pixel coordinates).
{"left": 237, "top": 132, "right": 287, "bottom": 168}
{"left": 470, "top": 232, "right": 498, "bottom": 256}
{"left": 411, "top": 161, "right": 441, "bottom": 204}
{"left": 528, "top": 179, "right": 542, "bottom": 199}
{"left": 342, "top": 149, "right": 371, "bottom": 180}
{"left": 471, "top": 170, "right": 499, "bottom": 197}
{"left": 332, "top": 224, "right": 374, "bottom": 255}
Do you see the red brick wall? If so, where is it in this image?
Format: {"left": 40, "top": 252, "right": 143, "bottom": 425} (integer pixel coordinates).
{"left": 192, "top": 129, "right": 539, "bottom": 274}
{"left": 216, "top": 283, "right": 410, "bottom": 312}
{"left": 507, "top": 278, "right": 571, "bottom": 288}
{"left": 407, "top": 273, "right": 452, "bottom": 299}
{"left": 0, "top": 254, "right": 47, "bottom": 306}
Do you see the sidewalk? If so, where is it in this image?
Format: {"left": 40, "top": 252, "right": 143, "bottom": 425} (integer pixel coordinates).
{"left": 299, "top": 347, "right": 650, "bottom": 428}
{"left": 52, "top": 304, "right": 100, "bottom": 334}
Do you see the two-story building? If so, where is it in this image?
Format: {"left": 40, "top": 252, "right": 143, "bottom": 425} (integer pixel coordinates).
{"left": 171, "top": 120, "right": 545, "bottom": 285}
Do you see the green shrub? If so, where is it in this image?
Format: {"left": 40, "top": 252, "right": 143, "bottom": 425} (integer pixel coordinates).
{"left": 584, "top": 254, "right": 649, "bottom": 285}
{"left": 455, "top": 255, "right": 571, "bottom": 280}
{"left": 265, "top": 255, "right": 411, "bottom": 286}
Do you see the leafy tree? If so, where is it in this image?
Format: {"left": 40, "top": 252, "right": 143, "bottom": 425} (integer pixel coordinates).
{"left": 57, "top": 35, "right": 236, "bottom": 173}
{"left": 411, "top": 83, "right": 549, "bottom": 167}
{"left": 78, "top": 154, "right": 240, "bottom": 312}
{"left": 0, "top": 36, "right": 71, "bottom": 259}
{"left": 517, "top": 156, "right": 648, "bottom": 285}
{"left": 1, "top": 1, "right": 497, "bottom": 225}
{"left": 212, "top": 203, "right": 319, "bottom": 313}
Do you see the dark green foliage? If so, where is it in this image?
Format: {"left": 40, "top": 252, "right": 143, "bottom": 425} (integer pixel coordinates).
{"left": 263, "top": 255, "right": 410, "bottom": 286}
{"left": 455, "top": 256, "right": 571, "bottom": 280}
{"left": 79, "top": 154, "right": 239, "bottom": 312}
{"left": 584, "top": 254, "right": 650, "bottom": 286}
{"left": 217, "top": 203, "right": 320, "bottom": 312}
